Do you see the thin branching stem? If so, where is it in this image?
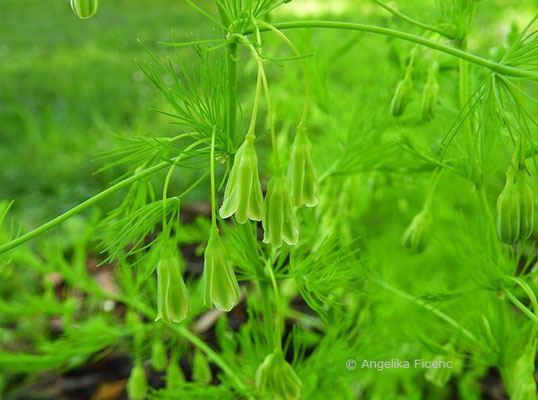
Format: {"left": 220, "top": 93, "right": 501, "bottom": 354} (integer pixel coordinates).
{"left": 258, "top": 21, "right": 310, "bottom": 127}
{"left": 372, "top": 0, "right": 452, "bottom": 38}
{"left": 372, "top": 278, "right": 482, "bottom": 347}
{"left": 246, "top": 21, "right": 538, "bottom": 79}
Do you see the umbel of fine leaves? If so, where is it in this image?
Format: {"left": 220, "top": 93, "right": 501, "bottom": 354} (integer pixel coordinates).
{"left": 288, "top": 124, "right": 319, "bottom": 208}
{"left": 155, "top": 244, "right": 190, "bottom": 323}
{"left": 219, "top": 134, "right": 264, "bottom": 224}
{"left": 202, "top": 226, "right": 240, "bottom": 311}
{"left": 263, "top": 170, "right": 300, "bottom": 247}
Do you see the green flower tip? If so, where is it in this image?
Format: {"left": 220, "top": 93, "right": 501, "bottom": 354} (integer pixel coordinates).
{"left": 127, "top": 361, "right": 147, "bottom": 400}
{"left": 156, "top": 246, "right": 190, "bottom": 324}
{"left": 401, "top": 207, "right": 432, "bottom": 253}
{"left": 263, "top": 171, "right": 300, "bottom": 247}
{"left": 390, "top": 73, "right": 413, "bottom": 117}
{"left": 219, "top": 135, "right": 264, "bottom": 224}
{"left": 70, "top": 0, "right": 98, "bottom": 19}
{"left": 288, "top": 125, "right": 319, "bottom": 208}
{"left": 202, "top": 227, "right": 240, "bottom": 312}
{"left": 255, "top": 351, "right": 301, "bottom": 400}
{"left": 496, "top": 170, "right": 534, "bottom": 244}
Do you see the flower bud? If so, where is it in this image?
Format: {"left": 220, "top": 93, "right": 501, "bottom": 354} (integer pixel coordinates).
{"left": 70, "top": 0, "right": 98, "bottom": 19}
{"left": 202, "top": 227, "right": 240, "bottom": 312}
{"left": 421, "top": 64, "right": 439, "bottom": 122}
{"left": 166, "top": 360, "right": 185, "bottom": 390}
{"left": 288, "top": 125, "right": 319, "bottom": 208}
{"left": 156, "top": 246, "right": 190, "bottom": 324}
{"left": 511, "top": 337, "right": 536, "bottom": 400}
{"left": 255, "top": 351, "right": 301, "bottom": 400}
{"left": 425, "top": 354, "right": 454, "bottom": 387}
{"left": 401, "top": 207, "right": 432, "bottom": 253}
{"left": 127, "top": 360, "right": 147, "bottom": 400}
{"left": 263, "top": 171, "right": 300, "bottom": 247}
{"left": 151, "top": 339, "right": 167, "bottom": 372}
{"left": 390, "top": 70, "right": 413, "bottom": 117}
{"left": 219, "top": 135, "right": 264, "bottom": 224}
{"left": 518, "top": 173, "right": 534, "bottom": 241}
{"left": 496, "top": 171, "right": 522, "bottom": 244}
{"left": 192, "top": 349, "right": 212, "bottom": 384}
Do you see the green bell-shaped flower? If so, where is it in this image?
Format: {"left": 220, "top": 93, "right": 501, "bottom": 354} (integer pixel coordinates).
{"left": 401, "top": 207, "right": 432, "bottom": 253}
{"left": 192, "top": 349, "right": 212, "bottom": 384}
{"left": 70, "top": 0, "right": 98, "bottom": 19}
{"left": 288, "top": 124, "right": 319, "bottom": 208}
{"left": 511, "top": 336, "right": 536, "bottom": 400}
{"left": 496, "top": 171, "right": 522, "bottom": 244}
{"left": 219, "top": 135, "right": 264, "bottom": 223}
{"left": 151, "top": 339, "right": 167, "bottom": 372}
{"left": 255, "top": 350, "right": 301, "bottom": 400}
{"left": 165, "top": 360, "right": 185, "bottom": 390}
{"left": 156, "top": 246, "right": 190, "bottom": 323}
{"left": 518, "top": 172, "right": 534, "bottom": 241}
{"left": 263, "top": 171, "right": 300, "bottom": 247}
{"left": 390, "top": 69, "right": 414, "bottom": 117}
{"left": 421, "top": 64, "right": 439, "bottom": 122}
{"left": 127, "top": 360, "right": 147, "bottom": 400}
{"left": 202, "top": 226, "right": 240, "bottom": 312}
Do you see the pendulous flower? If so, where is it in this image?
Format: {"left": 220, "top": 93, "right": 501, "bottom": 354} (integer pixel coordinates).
{"left": 288, "top": 124, "right": 319, "bottom": 208}
{"left": 219, "top": 135, "right": 264, "bottom": 223}
{"left": 263, "top": 171, "right": 300, "bottom": 247}
{"left": 202, "top": 226, "right": 240, "bottom": 312}
{"left": 70, "top": 0, "right": 98, "bottom": 19}
{"left": 156, "top": 245, "right": 190, "bottom": 324}
{"left": 390, "top": 68, "right": 414, "bottom": 117}
{"left": 127, "top": 360, "right": 147, "bottom": 400}
{"left": 255, "top": 350, "right": 301, "bottom": 400}
{"left": 402, "top": 207, "right": 432, "bottom": 253}
{"left": 421, "top": 63, "right": 440, "bottom": 122}
{"left": 496, "top": 170, "right": 522, "bottom": 244}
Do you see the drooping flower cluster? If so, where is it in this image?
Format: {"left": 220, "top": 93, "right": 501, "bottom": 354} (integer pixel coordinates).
{"left": 219, "top": 123, "right": 318, "bottom": 248}
{"left": 391, "top": 57, "right": 440, "bottom": 121}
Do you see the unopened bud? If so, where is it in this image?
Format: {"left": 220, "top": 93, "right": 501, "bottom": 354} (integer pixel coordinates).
{"left": 220, "top": 135, "right": 264, "bottom": 224}
{"left": 202, "top": 227, "right": 240, "bottom": 312}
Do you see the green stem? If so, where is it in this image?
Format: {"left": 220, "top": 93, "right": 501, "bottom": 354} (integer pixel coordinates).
{"left": 226, "top": 42, "right": 239, "bottom": 144}
{"left": 210, "top": 126, "right": 218, "bottom": 228}
{"left": 246, "top": 21, "right": 538, "bottom": 79}
{"left": 258, "top": 21, "right": 310, "bottom": 127}
{"left": 162, "top": 140, "right": 206, "bottom": 232}
{"left": 372, "top": 0, "right": 451, "bottom": 38}
{"left": 459, "top": 58, "right": 474, "bottom": 161}
{"left": 373, "top": 278, "right": 481, "bottom": 347}
{"left": 246, "top": 66, "right": 263, "bottom": 139}
{"left": 0, "top": 162, "right": 171, "bottom": 255}
{"left": 503, "top": 286, "right": 538, "bottom": 326}
{"left": 266, "top": 257, "right": 282, "bottom": 351}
